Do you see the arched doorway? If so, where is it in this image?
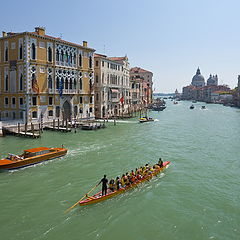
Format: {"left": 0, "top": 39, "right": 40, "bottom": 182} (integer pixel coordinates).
{"left": 102, "top": 106, "right": 106, "bottom": 118}
{"left": 62, "top": 101, "right": 72, "bottom": 121}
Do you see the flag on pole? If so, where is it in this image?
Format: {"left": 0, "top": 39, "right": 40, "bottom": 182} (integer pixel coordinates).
{"left": 120, "top": 96, "right": 124, "bottom": 104}
{"left": 32, "top": 74, "right": 39, "bottom": 94}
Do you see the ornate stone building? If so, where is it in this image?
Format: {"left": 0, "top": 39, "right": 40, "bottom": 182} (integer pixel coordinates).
{"left": 0, "top": 27, "right": 95, "bottom": 123}
{"left": 130, "top": 67, "right": 153, "bottom": 111}
{"left": 94, "top": 54, "right": 130, "bottom": 118}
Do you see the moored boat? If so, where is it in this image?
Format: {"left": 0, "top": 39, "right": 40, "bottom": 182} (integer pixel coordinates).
{"left": 0, "top": 147, "right": 67, "bottom": 170}
{"left": 190, "top": 105, "right": 194, "bottom": 109}
{"left": 79, "top": 161, "right": 170, "bottom": 206}
{"left": 201, "top": 106, "right": 206, "bottom": 109}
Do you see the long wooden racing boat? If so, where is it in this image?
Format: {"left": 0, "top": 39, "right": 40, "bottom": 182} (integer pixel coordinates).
{"left": 79, "top": 161, "right": 170, "bottom": 206}
{"left": 0, "top": 147, "right": 67, "bottom": 170}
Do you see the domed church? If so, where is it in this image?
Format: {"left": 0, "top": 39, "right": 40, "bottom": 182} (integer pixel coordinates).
{"left": 191, "top": 68, "right": 205, "bottom": 87}
{"left": 207, "top": 74, "right": 218, "bottom": 86}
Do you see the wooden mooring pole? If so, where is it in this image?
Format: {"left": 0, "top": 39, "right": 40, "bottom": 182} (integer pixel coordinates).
{"left": 31, "top": 123, "right": 35, "bottom": 138}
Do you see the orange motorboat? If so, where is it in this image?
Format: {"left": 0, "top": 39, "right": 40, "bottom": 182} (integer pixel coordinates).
{"left": 0, "top": 147, "right": 67, "bottom": 170}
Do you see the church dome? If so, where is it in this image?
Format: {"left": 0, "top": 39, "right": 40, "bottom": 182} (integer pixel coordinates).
{"left": 207, "top": 74, "right": 218, "bottom": 86}
{"left": 191, "top": 68, "right": 205, "bottom": 87}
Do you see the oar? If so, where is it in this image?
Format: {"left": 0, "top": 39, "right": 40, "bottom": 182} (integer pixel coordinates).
{"left": 65, "top": 184, "right": 98, "bottom": 213}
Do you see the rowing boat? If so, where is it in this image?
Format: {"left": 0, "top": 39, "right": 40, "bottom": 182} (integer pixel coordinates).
{"left": 79, "top": 161, "right": 170, "bottom": 206}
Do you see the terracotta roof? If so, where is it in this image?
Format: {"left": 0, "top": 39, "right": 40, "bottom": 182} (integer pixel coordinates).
{"left": 130, "top": 67, "right": 152, "bottom": 73}
{"left": 107, "top": 57, "right": 127, "bottom": 61}
{"left": 94, "top": 53, "right": 107, "bottom": 58}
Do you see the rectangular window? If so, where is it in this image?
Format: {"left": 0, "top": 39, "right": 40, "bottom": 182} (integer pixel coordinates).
{"left": 90, "top": 96, "right": 93, "bottom": 104}
{"left": 19, "top": 97, "right": 23, "bottom": 105}
{"left": 102, "top": 61, "right": 104, "bottom": 67}
{"left": 39, "top": 42, "right": 45, "bottom": 48}
{"left": 12, "top": 97, "right": 16, "bottom": 105}
{"left": 32, "top": 111, "right": 37, "bottom": 118}
{"left": 4, "top": 97, "right": 9, "bottom": 105}
{"left": 11, "top": 42, "right": 16, "bottom": 49}
{"left": 40, "top": 67, "right": 45, "bottom": 73}
{"left": 79, "top": 96, "right": 83, "bottom": 104}
{"left": 32, "top": 96, "right": 37, "bottom": 106}
{"left": 48, "top": 110, "right": 53, "bottom": 116}
{"left": 95, "top": 61, "right": 98, "bottom": 67}
{"left": 49, "top": 97, "right": 53, "bottom": 105}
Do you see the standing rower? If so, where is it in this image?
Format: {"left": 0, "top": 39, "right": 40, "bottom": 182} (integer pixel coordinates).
{"left": 97, "top": 175, "right": 108, "bottom": 196}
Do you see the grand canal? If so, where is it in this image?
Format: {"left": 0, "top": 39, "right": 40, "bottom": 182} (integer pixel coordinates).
{"left": 0, "top": 100, "right": 239, "bottom": 240}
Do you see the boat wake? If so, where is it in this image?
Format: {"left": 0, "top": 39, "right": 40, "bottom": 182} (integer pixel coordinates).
{"left": 68, "top": 144, "right": 111, "bottom": 156}
{"left": 97, "top": 119, "right": 136, "bottom": 124}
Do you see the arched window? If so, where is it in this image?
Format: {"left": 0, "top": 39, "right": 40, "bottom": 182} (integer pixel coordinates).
{"left": 73, "top": 53, "right": 76, "bottom": 64}
{"left": 20, "top": 74, "right": 23, "bottom": 91}
{"left": 48, "top": 75, "right": 52, "bottom": 89}
{"left": 56, "top": 77, "right": 60, "bottom": 89}
{"left": 61, "top": 50, "right": 64, "bottom": 62}
{"left": 48, "top": 47, "right": 52, "bottom": 62}
{"left": 65, "top": 52, "right": 68, "bottom": 63}
{"left": 61, "top": 77, "right": 64, "bottom": 89}
{"left": 5, "top": 75, "right": 8, "bottom": 91}
{"left": 79, "top": 107, "right": 83, "bottom": 114}
{"left": 31, "top": 43, "right": 36, "bottom": 60}
{"left": 79, "top": 53, "right": 82, "bottom": 67}
{"left": 74, "top": 106, "right": 78, "bottom": 117}
{"left": 79, "top": 78, "right": 82, "bottom": 90}
{"left": 56, "top": 49, "right": 59, "bottom": 61}
{"left": 69, "top": 52, "right": 72, "bottom": 64}
{"left": 5, "top": 47, "right": 8, "bottom": 61}
{"left": 89, "top": 56, "right": 92, "bottom": 68}
{"left": 69, "top": 78, "right": 73, "bottom": 89}
{"left": 19, "top": 45, "right": 23, "bottom": 60}
{"left": 65, "top": 78, "right": 68, "bottom": 89}
{"left": 56, "top": 106, "right": 60, "bottom": 118}
{"left": 73, "top": 78, "right": 77, "bottom": 89}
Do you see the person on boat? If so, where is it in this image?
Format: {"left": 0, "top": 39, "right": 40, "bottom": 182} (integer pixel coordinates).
{"left": 158, "top": 158, "right": 163, "bottom": 168}
{"left": 115, "top": 177, "right": 121, "bottom": 190}
{"left": 97, "top": 175, "right": 108, "bottom": 196}
{"left": 121, "top": 174, "right": 126, "bottom": 187}
{"left": 130, "top": 170, "right": 135, "bottom": 177}
{"left": 109, "top": 178, "right": 115, "bottom": 192}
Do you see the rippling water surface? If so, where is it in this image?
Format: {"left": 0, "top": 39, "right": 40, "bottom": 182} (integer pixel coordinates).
{"left": 0, "top": 100, "right": 239, "bottom": 240}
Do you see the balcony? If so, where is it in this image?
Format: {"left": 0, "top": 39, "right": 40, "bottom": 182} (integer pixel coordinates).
{"left": 111, "top": 98, "right": 119, "bottom": 103}
{"left": 62, "top": 89, "right": 78, "bottom": 94}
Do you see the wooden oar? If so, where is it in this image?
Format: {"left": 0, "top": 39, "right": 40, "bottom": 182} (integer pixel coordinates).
{"left": 65, "top": 184, "right": 98, "bottom": 213}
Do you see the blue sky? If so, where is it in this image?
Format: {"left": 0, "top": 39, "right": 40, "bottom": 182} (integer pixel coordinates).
{"left": 1, "top": 0, "right": 240, "bottom": 92}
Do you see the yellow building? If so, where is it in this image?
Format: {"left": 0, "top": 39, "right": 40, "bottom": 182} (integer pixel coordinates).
{"left": 0, "top": 27, "right": 95, "bottom": 123}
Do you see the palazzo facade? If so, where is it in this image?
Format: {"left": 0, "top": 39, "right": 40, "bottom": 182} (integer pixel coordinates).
{"left": 0, "top": 27, "right": 95, "bottom": 123}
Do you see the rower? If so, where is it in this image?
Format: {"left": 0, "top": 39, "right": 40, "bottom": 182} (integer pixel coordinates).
{"left": 115, "top": 177, "right": 121, "bottom": 190}
{"left": 97, "top": 175, "right": 108, "bottom": 196}
{"left": 109, "top": 178, "right": 115, "bottom": 192}
{"left": 158, "top": 158, "right": 163, "bottom": 168}
{"left": 121, "top": 174, "right": 126, "bottom": 187}
{"left": 130, "top": 170, "right": 135, "bottom": 177}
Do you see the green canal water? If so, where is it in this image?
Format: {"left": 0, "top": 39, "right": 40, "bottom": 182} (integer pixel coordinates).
{"left": 0, "top": 100, "right": 239, "bottom": 240}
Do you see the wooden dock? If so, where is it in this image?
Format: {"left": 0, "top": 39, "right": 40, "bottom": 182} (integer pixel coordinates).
{"left": 44, "top": 125, "right": 71, "bottom": 132}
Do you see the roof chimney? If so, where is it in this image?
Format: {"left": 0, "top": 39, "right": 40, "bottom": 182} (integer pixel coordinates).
{"left": 83, "top": 41, "right": 88, "bottom": 47}
{"left": 35, "top": 27, "right": 45, "bottom": 36}
{"left": 2, "top": 31, "right": 7, "bottom": 37}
